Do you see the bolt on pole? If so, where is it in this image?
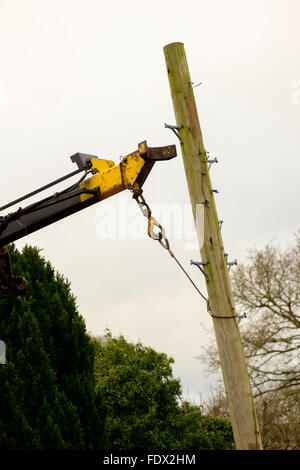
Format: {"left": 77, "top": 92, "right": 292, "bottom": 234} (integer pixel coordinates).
{"left": 163, "top": 42, "right": 262, "bottom": 450}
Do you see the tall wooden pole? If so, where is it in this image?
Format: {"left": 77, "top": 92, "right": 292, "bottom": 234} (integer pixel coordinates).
{"left": 163, "top": 42, "right": 262, "bottom": 450}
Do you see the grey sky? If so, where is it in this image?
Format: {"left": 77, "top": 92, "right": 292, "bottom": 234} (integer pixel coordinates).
{"left": 0, "top": 0, "right": 299, "bottom": 403}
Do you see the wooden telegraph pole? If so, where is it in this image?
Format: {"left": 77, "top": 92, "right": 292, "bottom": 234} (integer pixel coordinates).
{"left": 163, "top": 42, "right": 262, "bottom": 450}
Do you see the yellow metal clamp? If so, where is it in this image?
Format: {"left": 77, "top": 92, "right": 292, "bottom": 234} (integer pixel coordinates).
{"left": 79, "top": 141, "right": 176, "bottom": 203}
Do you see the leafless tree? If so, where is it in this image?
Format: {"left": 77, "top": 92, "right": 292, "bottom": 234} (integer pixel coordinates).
{"left": 202, "top": 383, "right": 300, "bottom": 450}
{"left": 199, "top": 232, "right": 300, "bottom": 398}
{"left": 198, "top": 232, "right": 300, "bottom": 448}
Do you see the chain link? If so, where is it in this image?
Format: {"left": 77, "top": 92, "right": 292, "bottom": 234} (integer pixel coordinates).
{"left": 132, "top": 189, "right": 209, "bottom": 303}
{"left": 132, "top": 191, "right": 173, "bottom": 251}
{"left": 132, "top": 189, "right": 238, "bottom": 320}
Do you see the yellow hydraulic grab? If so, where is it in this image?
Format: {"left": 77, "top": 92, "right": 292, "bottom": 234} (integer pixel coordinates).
{"left": 79, "top": 141, "right": 176, "bottom": 202}
{"left": 0, "top": 141, "right": 177, "bottom": 295}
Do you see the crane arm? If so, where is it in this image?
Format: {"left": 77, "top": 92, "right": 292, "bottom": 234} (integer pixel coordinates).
{"left": 0, "top": 141, "right": 176, "bottom": 295}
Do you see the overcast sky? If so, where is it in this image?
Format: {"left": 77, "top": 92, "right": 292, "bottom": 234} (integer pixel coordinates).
{"left": 0, "top": 0, "right": 299, "bottom": 403}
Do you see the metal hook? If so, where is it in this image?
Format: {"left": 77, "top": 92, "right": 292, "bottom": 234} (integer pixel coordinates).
{"left": 238, "top": 313, "right": 247, "bottom": 323}
{"left": 190, "top": 260, "right": 210, "bottom": 281}
{"left": 207, "top": 157, "right": 218, "bottom": 170}
{"left": 164, "top": 123, "right": 184, "bottom": 144}
{"left": 201, "top": 150, "right": 218, "bottom": 169}
{"left": 224, "top": 253, "right": 238, "bottom": 272}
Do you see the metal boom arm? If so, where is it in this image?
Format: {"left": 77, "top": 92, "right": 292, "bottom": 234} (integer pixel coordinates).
{"left": 0, "top": 141, "right": 176, "bottom": 294}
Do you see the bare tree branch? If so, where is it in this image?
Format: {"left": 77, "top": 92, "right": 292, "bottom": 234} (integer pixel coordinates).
{"left": 198, "top": 232, "right": 300, "bottom": 397}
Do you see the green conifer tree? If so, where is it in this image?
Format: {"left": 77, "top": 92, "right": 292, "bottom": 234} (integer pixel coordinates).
{"left": 0, "top": 245, "right": 102, "bottom": 449}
